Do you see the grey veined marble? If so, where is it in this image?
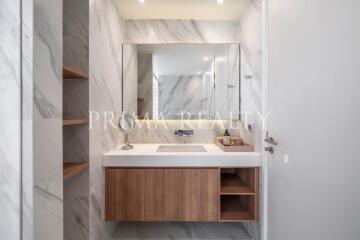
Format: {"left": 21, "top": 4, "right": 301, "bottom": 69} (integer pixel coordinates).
{"left": 0, "top": 2, "right": 21, "bottom": 240}
{"left": 113, "top": 222, "right": 253, "bottom": 240}
{"left": 89, "top": 0, "right": 125, "bottom": 239}
{"left": 125, "top": 20, "right": 238, "bottom": 44}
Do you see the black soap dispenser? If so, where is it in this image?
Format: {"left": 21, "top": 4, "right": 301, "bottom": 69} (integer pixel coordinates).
{"left": 223, "top": 129, "right": 231, "bottom": 146}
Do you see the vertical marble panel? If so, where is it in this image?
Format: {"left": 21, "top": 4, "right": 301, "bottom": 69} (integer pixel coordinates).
{"left": 238, "top": 1, "right": 263, "bottom": 240}
{"left": 18, "top": 0, "right": 64, "bottom": 239}
{"left": 125, "top": 20, "right": 238, "bottom": 44}
{"left": 22, "top": 0, "right": 34, "bottom": 238}
{"left": 0, "top": 1, "right": 21, "bottom": 239}
{"left": 63, "top": 0, "right": 90, "bottom": 238}
{"left": 89, "top": 0, "right": 125, "bottom": 239}
{"left": 64, "top": 171, "right": 89, "bottom": 240}
{"left": 33, "top": 0, "right": 64, "bottom": 238}
{"left": 33, "top": 119, "right": 63, "bottom": 240}
{"left": 239, "top": 0, "right": 263, "bottom": 153}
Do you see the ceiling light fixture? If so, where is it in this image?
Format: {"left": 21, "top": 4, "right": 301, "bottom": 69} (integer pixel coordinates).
{"left": 139, "top": 0, "right": 145, "bottom": 3}
{"left": 204, "top": 57, "right": 209, "bottom": 61}
{"left": 217, "top": 0, "right": 224, "bottom": 4}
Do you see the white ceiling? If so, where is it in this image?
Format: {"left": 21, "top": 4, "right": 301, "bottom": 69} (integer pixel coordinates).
{"left": 117, "top": 0, "right": 251, "bottom": 20}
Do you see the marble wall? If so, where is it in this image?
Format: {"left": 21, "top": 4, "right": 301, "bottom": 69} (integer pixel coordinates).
{"left": 32, "top": 0, "right": 64, "bottom": 239}
{"left": 0, "top": 1, "right": 21, "bottom": 239}
{"left": 89, "top": 0, "right": 124, "bottom": 239}
{"left": 63, "top": 0, "right": 89, "bottom": 239}
{"left": 239, "top": 0, "right": 263, "bottom": 153}
{"left": 238, "top": 1, "right": 263, "bottom": 239}
{"left": 13, "top": 0, "right": 64, "bottom": 239}
{"left": 125, "top": 20, "right": 239, "bottom": 44}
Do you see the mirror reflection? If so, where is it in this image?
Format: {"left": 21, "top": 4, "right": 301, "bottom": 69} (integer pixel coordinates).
{"left": 123, "top": 44, "right": 240, "bottom": 120}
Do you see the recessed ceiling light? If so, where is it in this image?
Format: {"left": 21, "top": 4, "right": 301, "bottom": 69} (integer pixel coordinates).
{"left": 139, "top": 0, "right": 145, "bottom": 3}
{"left": 217, "top": 0, "right": 225, "bottom": 4}
{"left": 204, "top": 57, "right": 209, "bottom": 61}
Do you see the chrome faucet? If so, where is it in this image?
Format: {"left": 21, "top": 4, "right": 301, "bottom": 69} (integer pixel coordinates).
{"left": 174, "top": 129, "right": 194, "bottom": 137}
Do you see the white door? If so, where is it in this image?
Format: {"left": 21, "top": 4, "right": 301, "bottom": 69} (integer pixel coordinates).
{"left": 266, "top": 0, "right": 360, "bottom": 239}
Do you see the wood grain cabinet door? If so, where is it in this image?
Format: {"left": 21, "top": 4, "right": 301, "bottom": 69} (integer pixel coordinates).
{"left": 105, "top": 168, "right": 163, "bottom": 221}
{"left": 163, "top": 169, "right": 220, "bottom": 221}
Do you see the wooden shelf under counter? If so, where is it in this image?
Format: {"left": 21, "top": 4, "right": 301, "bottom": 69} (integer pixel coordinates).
{"left": 63, "top": 162, "right": 89, "bottom": 181}
{"left": 221, "top": 173, "right": 255, "bottom": 195}
{"left": 220, "top": 195, "right": 256, "bottom": 222}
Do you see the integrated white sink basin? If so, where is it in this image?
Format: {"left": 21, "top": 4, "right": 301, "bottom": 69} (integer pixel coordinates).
{"left": 103, "top": 144, "right": 261, "bottom": 168}
{"left": 156, "top": 145, "right": 207, "bottom": 152}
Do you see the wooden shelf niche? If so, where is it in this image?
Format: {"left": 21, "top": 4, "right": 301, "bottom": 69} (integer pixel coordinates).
{"left": 220, "top": 168, "right": 259, "bottom": 221}
{"left": 63, "top": 162, "right": 89, "bottom": 181}
{"left": 63, "top": 118, "right": 88, "bottom": 126}
{"left": 63, "top": 64, "right": 88, "bottom": 80}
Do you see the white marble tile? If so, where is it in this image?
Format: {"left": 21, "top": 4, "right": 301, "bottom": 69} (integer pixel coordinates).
{"left": 33, "top": 0, "right": 63, "bottom": 120}
{"left": 239, "top": 0, "right": 263, "bottom": 154}
{"left": 89, "top": 0, "right": 125, "bottom": 239}
{"left": 19, "top": 0, "right": 64, "bottom": 239}
{"left": 63, "top": 1, "right": 90, "bottom": 238}
{"left": 21, "top": 0, "right": 34, "bottom": 239}
{"left": 64, "top": 0, "right": 89, "bottom": 73}
{"left": 238, "top": 2, "right": 263, "bottom": 239}
{"left": 0, "top": 1, "right": 21, "bottom": 239}
{"left": 125, "top": 20, "right": 239, "bottom": 44}
{"left": 64, "top": 171, "right": 89, "bottom": 240}
{"left": 33, "top": 119, "right": 63, "bottom": 240}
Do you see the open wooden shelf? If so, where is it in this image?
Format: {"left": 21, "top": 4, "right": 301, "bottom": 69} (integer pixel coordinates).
{"left": 63, "top": 162, "right": 89, "bottom": 181}
{"left": 220, "top": 195, "right": 256, "bottom": 222}
{"left": 219, "top": 168, "right": 259, "bottom": 222}
{"left": 221, "top": 173, "right": 255, "bottom": 195}
{"left": 63, "top": 64, "right": 88, "bottom": 79}
{"left": 63, "top": 118, "right": 88, "bottom": 126}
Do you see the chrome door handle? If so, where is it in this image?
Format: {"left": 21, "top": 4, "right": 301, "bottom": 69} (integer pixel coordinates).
{"left": 264, "top": 136, "right": 278, "bottom": 145}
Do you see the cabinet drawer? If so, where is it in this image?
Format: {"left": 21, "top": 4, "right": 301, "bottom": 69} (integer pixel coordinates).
{"left": 163, "top": 169, "right": 220, "bottom": 221}
{"left": 105, "top": 168, "right": 163, "bottom": 221}
{"left": 105, "top": 168, "right": 220, "bottom": 221}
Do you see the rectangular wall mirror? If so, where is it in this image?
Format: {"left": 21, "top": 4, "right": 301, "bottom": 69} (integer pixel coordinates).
{"left": 123, "top": 44, "right": 240, "bottom": 120}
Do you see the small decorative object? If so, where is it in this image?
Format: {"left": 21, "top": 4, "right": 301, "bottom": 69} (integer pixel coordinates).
{"left": 223, "top": 129, "right": 231, "bottom": 146}
{"left": 118, "top": 113, "right": 135, "bottom": 150}
{"left": 214, "top": 137, "right": 254, "bottom": 152}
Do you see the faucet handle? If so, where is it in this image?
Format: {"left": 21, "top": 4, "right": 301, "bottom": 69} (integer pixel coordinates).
{"left": 175, "top": 129, "right": 194, "bottom": 137}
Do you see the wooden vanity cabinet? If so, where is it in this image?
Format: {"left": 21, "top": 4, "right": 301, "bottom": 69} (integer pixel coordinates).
{"left": 163, "top": 169, "right": 219, "bottom": 221}
{"left": 105, "top": 168, "right": 164, "bottom": 221}
{"left": 105, "top": 167, "right": 259, "bottom": 222}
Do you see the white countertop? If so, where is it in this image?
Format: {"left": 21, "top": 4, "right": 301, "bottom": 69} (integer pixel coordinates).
{"left": 103, "top": 144, "right": 261, "bottom": 167}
